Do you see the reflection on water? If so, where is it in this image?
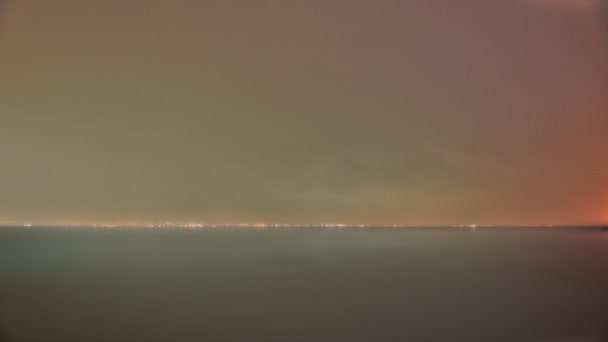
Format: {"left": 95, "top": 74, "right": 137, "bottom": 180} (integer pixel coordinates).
{"left": 1, "top": 228, "right": 607, "bottom": 341}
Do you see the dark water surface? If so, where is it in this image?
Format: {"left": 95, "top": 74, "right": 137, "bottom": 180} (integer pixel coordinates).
{"left": 1, "top": 227, "right": 607, "bottom": 341}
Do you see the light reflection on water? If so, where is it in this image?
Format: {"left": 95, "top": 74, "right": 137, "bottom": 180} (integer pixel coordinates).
{"left": 0, "top": 228, "right": 607, "bottom": 341}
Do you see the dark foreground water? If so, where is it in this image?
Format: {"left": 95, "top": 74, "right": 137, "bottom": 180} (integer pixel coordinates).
{"left": 1, "top": 227, "right": 607, "bottom": 342}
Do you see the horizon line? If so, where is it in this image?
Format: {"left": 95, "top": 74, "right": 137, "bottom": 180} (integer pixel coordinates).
{"left": 0, "top": 222, "right": 606, "bottom": 229}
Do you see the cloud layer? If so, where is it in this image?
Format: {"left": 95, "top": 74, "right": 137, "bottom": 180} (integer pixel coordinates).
{"left": 526, "top": 0, "right": 604, "bottom": 10}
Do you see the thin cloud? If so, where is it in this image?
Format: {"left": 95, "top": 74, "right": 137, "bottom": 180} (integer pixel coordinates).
{"left": 526, "top": 0, "right": 604, "bottom": 10}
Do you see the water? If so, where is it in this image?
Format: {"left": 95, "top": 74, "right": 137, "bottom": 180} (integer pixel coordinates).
{"left": 1, "top": 227, "right": 607, "bottom": 341}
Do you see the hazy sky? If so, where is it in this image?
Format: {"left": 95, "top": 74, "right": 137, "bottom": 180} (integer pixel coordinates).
{"left": 0, "top": 0, "right": 606, "bottom": 225}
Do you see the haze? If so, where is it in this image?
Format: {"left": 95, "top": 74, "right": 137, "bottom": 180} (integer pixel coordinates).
{"left": 0, "top": 0, "right": 607, "bottom": 225}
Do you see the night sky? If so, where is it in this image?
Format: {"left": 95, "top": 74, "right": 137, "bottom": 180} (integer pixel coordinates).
{"left": 0, "top": 0, "right": 606, "bottom": 225}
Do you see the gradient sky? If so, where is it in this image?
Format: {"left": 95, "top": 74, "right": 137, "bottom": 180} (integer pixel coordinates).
{"left": 0, "top": 0, "right": 606, "bottom": 225}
